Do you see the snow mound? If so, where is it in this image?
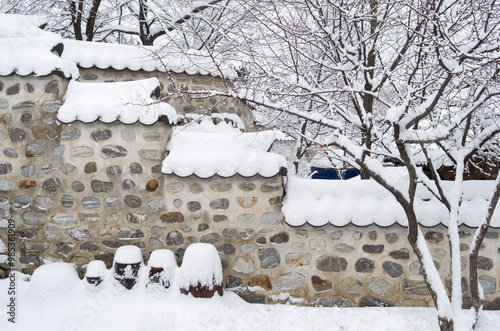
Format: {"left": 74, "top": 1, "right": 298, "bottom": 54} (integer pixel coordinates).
{"left": 148, "top": 249, "right": 177, "bottom": 269}
{"left": 57, "top": 78, "right": 178, "bottom": 125}
{"left": 26, "top": 262, "right": 80, "bottom": 300}
{"left": 0, "top": 14, "right": 50, "bottom": 38}
{"left": 162, "top": 129, "right": 287, "bottom": 178}
{"left": 85, "top": 260, "right": 107, "bottom": 278}
{"left": 283, "top": 177, "right": 500, "bottom": 228}
{"left": 114, "top": 245, "right": 143, "bottom": 264}
{"left": 178, "top": 243, "right": 222, "bottom": 290}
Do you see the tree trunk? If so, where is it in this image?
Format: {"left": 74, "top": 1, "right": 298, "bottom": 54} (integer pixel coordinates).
{"left": 438, "top": 317, "right": 454, "bottom": 331}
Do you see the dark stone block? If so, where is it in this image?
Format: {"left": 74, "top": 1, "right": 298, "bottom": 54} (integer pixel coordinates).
{"left": 166, "top": 231, "right": 184, "bottom": 245}
{"left": 42, "top": 177, "right": 61, "bottom": 193}
{"left": 389, "top": 248, "right": 410, "bottom": 260}
{"left": 269, "top": 232, "right": 289, "bottom": 244}
{"left": 20, "top": 255, "right": 40, "bottom": 265}
{"left": 82, "top": 197, "right": 100, "bottom": 209}
{"left": 209, "top": 198, "right": 229, "bottom": 209}
{"left": 226, "top": 276, "right": 242, "bottom": 288}
{"left": 217, "top": 244, "right": 235, "bottom": 255}
{"left": 198, "top": 223, "right": 209, "bottom": 231}
{"left": 21, "top": 112, "right": 32, "bottom": 122}
{"left": 316, "top": 255, "right": 347, "bottom": 272}
{"left": 485, "top": 232, "right": 499, "bottom": 239}
{"left": 213, "top": 215, "right": 227, "bottom": 222}
{"left": 311, "top": 275, "right": 333, "bottom": 293}
{"left": 445, "top": 277, "right": 468, "bottom": 294}
{"left": 106, "top": 165, "right": 123, "bottom": 175}
{"left": 200, "top": 233, "right": 220, "bottom": 244}
{"left": 362, "top": 244, "right": 384, "bottom": 254}
{"left": 124, "top": 195, "right": 142, "bottom": 208}
{"left": 484, "top": 297, "right": 500, "bottom": 310}
{"left": 26, "top": 144, "right": 45, "bottom": 157}
{"left": 355, "top": 258, "right": 375, "bottom": 273}
{"left": 55, "top": 242, "right": 74, "bottom": 256}
{"left": 222, "top": 228, "right": 237, "bottom": 239}
{"left": 258, "top": 248, "right": 280, "bottom": 268}
{"left": 95, "top": 252, "right": 115, "bottom": 269}
{"left": 101, "top": 145, "right": 127, "bottom": 158}
{"left": 383, "top": 261, "right": 403, "bottom": 278}
{"left": 425, "top": 231, "right": 444, "bottom": 243}
{"left": 145, "top": 179, "right": 159, "bottom": 192}
{"left": 241, "top": 294, "right": 265, "bottom": 304}
{"left": 359, "top": 297, "right": 394, "bottom": 307}
{"left": 3, "top": 148, "right": 18, "bottom": 158}
{"left": 45, "top": 80, "right": 59, "bottom": 94}
{"left": 80, "top": 241, "right": 100, "bottom": 251}
{"left": 72, "top": 181, "right": 85, "bottom": 192}
{"left": 91, "top": 128, "right": 112, "bottom": 142}
{"left": 91, "top": 180, "right": 114, "bottom": 193}
{"left": 0, "top": 162, "right": 12, "bottom": 175}
{"left": 256, "top": 237, "right": 266, "bottom": 245}
{"left": 9, "top": 128, "right": 26, "bottom": 142}
{"left": 161, "top": 212, "right": 184, "bottom": 223}
{"left": 61, "top": 128, "right": 81, "bottom": 140}
{"left": 478, "top": 256, "right": 493, "bottom": 270}
{"left": 130, "top": 162, "right": 143, "bottom": 174}
{"left": 84, "top": 162, "right": 97, "bottom": 174}
{"left": 187, "top": 201, "right": 202, "bottom": 212}
{"left": 19, "top": 228, "right": 37, "bottom": 239}
{"left": 126, "top": 213, "right": 148, "bottom": 223}
{"left": 6, "top": 83, "right": 20, "bottom": 95}
{"left": 103, "top": 241, "right": 124, "bottom": 248}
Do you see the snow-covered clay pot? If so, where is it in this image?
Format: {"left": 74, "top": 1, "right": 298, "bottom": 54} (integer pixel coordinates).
{"left": 178, "top": 243, "right": 223, "bottom": 298}
{"left": 85, "top": 260, "right": 107, "bottom": 287}
{"left": 147, "top": 249, "right": 177, "bottom": 289}
{"left": 113, "top": 245, "right": 143, "bottom": 290}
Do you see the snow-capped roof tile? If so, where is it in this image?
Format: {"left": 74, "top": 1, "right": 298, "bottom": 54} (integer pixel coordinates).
{"left": 162, "top": 129, "right": 287, "bottom": 178}
{"left": 283, "top": 177, "right": 500, "bottom": 228}
{"left": 57, "top": 78, "right": 179, "bottom": 125}
{"left": 0, "top": 14, "right": 79, "bottom": 78}
{"left": 62, "top": 39, "right": 235, "bottom": 78}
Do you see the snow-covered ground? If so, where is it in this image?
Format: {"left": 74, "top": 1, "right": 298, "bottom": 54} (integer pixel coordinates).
{"left": 1, "top": 269, "right": 500, "bottom": 331}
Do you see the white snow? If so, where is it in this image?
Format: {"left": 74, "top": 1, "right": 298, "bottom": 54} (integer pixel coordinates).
{"left": 57, "top": 78, "right": 179, "bottom": 125}
{"left": 162, "top": 129, "right": 287, "bottom": 178}
{"left": 0, "top": 238, "right": 6, "bottom": 253}
{"left": 113, "top": 246, "right": 143, "bottom": 264}
{"left": 283, "top": 176, "right": 500, "bottom": 227}
{"left": 85, "top": 260, "right": 107, "bottom": 278}
{"left": 0, "top": 14, "right": 50, "bottom": 38}
{"left": 147, "top": 249, "right": 177, "bottom": 284}
{"left": 25, "top": 262, "right": 80, "bottom": 301}
{"left": 1, "top": 266, "right": 500, "bottom": 330}
{"left": 62, "top": 39, "right": 235, "bottom": 78}
{"left": 178, "top": 243, "right": 223, "bottom": 290}
{"left": 183, "top": 113, "right": 245, "bottom": 132}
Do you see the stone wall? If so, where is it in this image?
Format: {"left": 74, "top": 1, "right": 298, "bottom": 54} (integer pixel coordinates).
{"left": 1, "top": 72, "right": 499, "bottom": 309}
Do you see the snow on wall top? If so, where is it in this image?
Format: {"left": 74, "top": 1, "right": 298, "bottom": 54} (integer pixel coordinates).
{"left": 0, "top": 14, "right": 79, "bottom": 78}
{"left": 162, "top": 128, "right": 287, "bottom": 178}
{"left": 57, "top": 78, "right": 178, "bottom": 125}
{"left": 283, "top": 177, "right": 500, "bottom": 228}
{"left": 62, "top": 39, "right": 235, "bottom": 78}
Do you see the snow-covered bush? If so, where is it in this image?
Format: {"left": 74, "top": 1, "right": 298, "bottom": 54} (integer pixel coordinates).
{"left": 113, "top": 246, "right": 143, "bottom": 290}
{"left": 85, "top": 260, "right": 107, "bottom": 287}
{"left": 178, "top": 243, "right": 223, "bottom": 298}
{"left": 26, "top": 262, "right": 80, "bottom": 301}
{"left": 147, "top": 249, "right": 177, "bottom": 289}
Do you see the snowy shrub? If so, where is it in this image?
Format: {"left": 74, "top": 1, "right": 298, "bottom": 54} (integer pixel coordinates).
{"left": 113, "top": 245, "right": 143, "bottom": 290}
{"left": 178, "top": 243, "right": 223, "bottom": 298}
{"left": 147, "top": 249, "right": 177, "bottom": 289}
{"left": 26, "top": 262, "right": 80, "bottom": 301}
{"left": 85, "top": 260, "right": 107, "bottom": 287}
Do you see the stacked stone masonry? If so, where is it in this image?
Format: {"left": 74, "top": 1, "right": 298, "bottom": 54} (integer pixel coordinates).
{"left": 0, "top": 73, "right": 499, "bottom": 310}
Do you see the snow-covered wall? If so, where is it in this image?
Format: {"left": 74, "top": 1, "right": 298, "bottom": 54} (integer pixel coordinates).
{"left": 1, "top": 70, "right": 499, "bottom": 310}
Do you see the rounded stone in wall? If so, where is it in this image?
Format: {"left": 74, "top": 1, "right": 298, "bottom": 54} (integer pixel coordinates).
{"left": 160, "top": 212, "right": 184, "bottom": 223}
{"left": 478, "top": 256, "right": 494, "bottom": 270}
{"left": 217, "top": 244, "right": 235, "bottom": 255}
{"left": 316, "top": 255, "right": 347, "bottom": 272}
{"left": 121, "top": 128, "right": 136, "bottom": 141}
{"left": 130, "top": 162, "right": 143, "bottom": 174}
{"left": 166, "top": 183, "right": 184, "bottom": 193}
{"left": 330, "top": 231, "right": 343, "bottom": 240}
{"left": 41, "top": 100, "right": 62, "bottom": 113}
{"left": 278, "top": 272, "right": 305, "bottom": 290}
{"left": 124, "top": 195, "right": 142, "bottom": 208}
{"left": 232, "top": 257, "right": 255, "bottom": 274}
{"left": 61, "top": 128, "right": 81, "bottom": 140}
{"left": 36, "top": 196, "right": 54, "bottom": 210}
{"left": 425, "top": 231, "right": 445, "bottom": 243}
{"left": 19, "top": 229, "right": 37, "bottom": 239}
{"left": 71, "top": 146, "right": 94, "bottom": 158}
{"left": 213, "top": 215, "right": 228, "bottom": 222}
{"left": 210, "top": 182, "right": 232, "bottom": 192}
{"left": 18, "top": 180, "right": 37, "bottom": 189}
{"left": 359, "top": 297, "right": 394, "bottom": 307}
{"left": 0, "top": 113, "right": 12, "bottom": 124}
{"left": 310, "top": 239, "right": 326, "bottom": 251}
{"left": 0, "top": 99, "right": 8, "bottom": 109}
{"left": 84, "top": 162, "right": 97, "bottom": 174}
{"left": 0, "top": 162, "right": 12, "bottom": 175}
{"left": 68, "top": 228, "right": 91, "bottom": 241}
{"left": 285, "top": 253, "right": 311, "bottom": 266}
{"left": 24, "top": 83, "right": 35, "bottom": 93}
{"left": 222, "top": 228, "right": 237, "bottom": 240}
{"left": 21, "top": 112, "right": 32, "bottom": 122}
{"left": 198, "top": 223, "right": 209, "bottom": 232}
{"left": 258, "top": 248, "right": 280, "bottom": 268}
{"left": 479, "top": 275, "right": 496, "bottom": 294}
{"left": 72, "top": 181, "right": 85, "bottom": 192}
{"left": 122, "top": 179, "right": 135, "bottom": 190}
{"left": 53, "top": 145, "right": 64, "bottom": 157}
{"left": 332, "top": 243, "right": 354, "bottom": 252}
{"left": 236, "top": 197, "right": 258, "bottom": 208}
{"left": 6, "top": 83, "right": 20, "bottom": 95}
{"left": 241, "top": 228, "right": 254, "bottom": 240}
{"left": 173, "top": 199, "right": 183, "bottom": 208}
{"left": 382, "top": 261, "right": 404, "bottom": 278}
{"left": 238, "top": 214, "right": 255, "bottom": 223}
{"left": 166, "top": 230, "right": 184, "bottom": 246}
{"left": 91, "top": 128, "right": 112, "bottom": 142}
{"left": 26, "top": 144, "right": 45, "bottom": 157}
{"left": 362, "top": 244, "right": 384, "bottom": 254}
{"left": 82, "top": 197, "right": 101, "bottom": 209}
{"left": 385, "top": 233, "right": 399, "bottom": 244}
{"left": 270, "top": 232, "right": 289, "bottom": 244}
{"left": 341, "top": 277, "right": 364, "bottom": 293}
{"left": 311, "top": 275, "right": 333, "bottom": 293}
{"left": 62, "top": 195, "right": 74, "bottom": 208}
{"left": 80, "top": 241, "right": 100, "bottom": 251}
{"left": 42, "top": 177, "right": 61, "bottom": 193}
{"left": 389, "top": 248, "right": 410, "bottom": 260}
{"left": 241, "top": 244, "right": 254, "bottom": 254}
{"left": 106, "top": 165, "right": 123, "bottom": 175}
{"left": 148, "top": 199, "right": 163, "bottom": 211}
{"left": 261, "top": 182, "right": 281, "bottom": 192}
{"left": 62, "top": 163, "right": 78, "bottom": 175}
{"left": 143, "top": 132, "right": 162, "bottom": 141}
{"left": 369, "top": 277, "right": 393, "bottom": 296}
{"left": 102, "top": 145, "right": 127, "bottom": 158}
{"left": 238, "top": 183, "right": 255, "bottom": 191}
{"left": 0, "top": 179, "right": 13, "bottom": 192}
{"left": 354, "top": 258, "right": 375, "bottom": 273}
{"left": 44, "top": 226, "right": 62, "bottom": 239}
{"left": 200, "top": 233, "right": 220, "bottom": 244}
{"left": 3, "top": 148, "right": 18, "bottom": 158}
{"left": 187, "top": 201, "right": 201, "bottom": 212}
{"left": 145, "top": 179, "right": 159, "bottom": 192}
{"left": 91, "top": 180, "right": 114, "bottom": 193}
